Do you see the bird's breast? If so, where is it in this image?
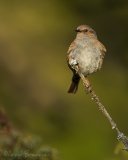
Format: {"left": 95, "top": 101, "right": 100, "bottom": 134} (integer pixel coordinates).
{"left": 69, "top": 39, "right": 103, "bottom": 76}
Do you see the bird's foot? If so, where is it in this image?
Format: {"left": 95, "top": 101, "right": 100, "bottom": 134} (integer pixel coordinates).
{"left": 69, "top": 59, "right": 79, "bottom": 72}
{"left": 84, "top": 78, "right": 92, "bottom": 94}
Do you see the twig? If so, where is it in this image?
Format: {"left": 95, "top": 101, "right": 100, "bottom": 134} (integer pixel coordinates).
{"left": 73, "top": 64, "right": 128, "bottom": 151}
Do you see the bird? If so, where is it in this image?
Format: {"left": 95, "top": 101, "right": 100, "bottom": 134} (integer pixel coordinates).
{"left": 67, "top": 24, "right": 106, "bottom": 93}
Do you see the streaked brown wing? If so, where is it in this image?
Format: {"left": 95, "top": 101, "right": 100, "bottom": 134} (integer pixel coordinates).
{"left": 67, "top": 41, "right": 77, "bottom": 54}
{"left": 95, "top": 40, "right": 107, "bottom": 58}
{"left": 67, "top": 41, "right": 76, "bottom": 63}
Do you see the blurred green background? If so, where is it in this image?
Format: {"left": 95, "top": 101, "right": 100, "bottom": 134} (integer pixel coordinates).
{"left": 0, "top": 0, "right": 128, "bottom": 159}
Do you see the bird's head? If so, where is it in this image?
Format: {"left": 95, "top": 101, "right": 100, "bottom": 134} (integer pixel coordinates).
{"left": 75, "top": 24, "right": 97, "bottom": 37}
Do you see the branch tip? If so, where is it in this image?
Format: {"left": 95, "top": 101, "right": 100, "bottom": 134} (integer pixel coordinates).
{"left": 72, "top": 64, "right": 128, "bottom": 152}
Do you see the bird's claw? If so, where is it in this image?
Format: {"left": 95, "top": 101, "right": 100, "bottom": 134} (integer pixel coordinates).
{"left": 69, "top": 59, "right": 79, "bottom": 73}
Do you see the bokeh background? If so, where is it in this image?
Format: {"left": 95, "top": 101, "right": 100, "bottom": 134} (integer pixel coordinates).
{"left": 0, "top": 0, "right": 128, "bottom": 159}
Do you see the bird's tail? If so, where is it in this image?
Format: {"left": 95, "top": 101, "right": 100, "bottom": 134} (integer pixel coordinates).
{"left": 68, "top": 74, "right": 80, "bottom": 94}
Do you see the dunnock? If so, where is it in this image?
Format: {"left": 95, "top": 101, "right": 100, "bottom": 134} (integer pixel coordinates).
{"left": 67, "top": 24, "right": 106, "bottom": 93}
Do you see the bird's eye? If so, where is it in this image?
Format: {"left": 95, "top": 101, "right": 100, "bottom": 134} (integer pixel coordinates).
{"left": 84, "top": 29, "right": 88, "bottom": 32}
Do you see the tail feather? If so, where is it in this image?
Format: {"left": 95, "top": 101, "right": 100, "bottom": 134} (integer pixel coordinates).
{"left": 68, "top": 74, "right": 80, "bottom": 94}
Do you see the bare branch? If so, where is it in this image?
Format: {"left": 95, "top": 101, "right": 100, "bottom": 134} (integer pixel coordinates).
{"left": 74, "top": 64, "right": 128, "bottom": 151}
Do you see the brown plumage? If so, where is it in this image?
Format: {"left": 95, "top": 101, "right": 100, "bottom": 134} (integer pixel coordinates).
{"left": 67, "top": 24, "right": 106, "bottom": 93}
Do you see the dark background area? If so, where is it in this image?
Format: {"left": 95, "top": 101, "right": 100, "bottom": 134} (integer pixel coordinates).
{"left": 0, "top": 0, "right": 128, "bottom": 159}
